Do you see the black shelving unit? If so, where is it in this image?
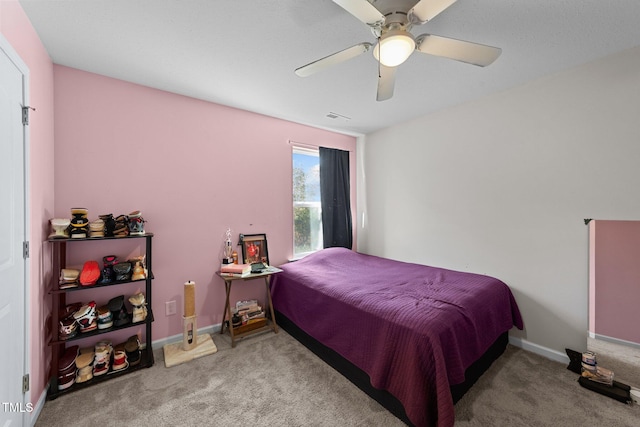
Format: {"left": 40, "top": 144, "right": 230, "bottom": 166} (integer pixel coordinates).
{"left": 46, "top": 233, "right": 154, "bottom": 399}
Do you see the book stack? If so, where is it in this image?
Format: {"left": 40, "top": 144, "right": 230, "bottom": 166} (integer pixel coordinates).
{"left": 232, "top": 299, "right": 267, "bottom": 333}
{"left": 220, "top": 263, "right": 251, "bottom": 277}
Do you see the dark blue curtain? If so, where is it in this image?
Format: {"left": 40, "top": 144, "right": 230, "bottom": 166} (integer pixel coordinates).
{"left": 319, "top": 147, "right": 353, "bottom": 249}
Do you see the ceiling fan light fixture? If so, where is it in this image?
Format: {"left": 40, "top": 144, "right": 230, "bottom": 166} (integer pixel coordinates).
{"left": 373, "top": 30, "right": 416, "bottom": 67}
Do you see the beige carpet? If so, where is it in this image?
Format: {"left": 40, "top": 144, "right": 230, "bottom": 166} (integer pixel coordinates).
{"left": 587, "top": 337, "right": 640, "bottom": 389}
{"left": 36, "top": 330, "right": 639, "bottom": 426}
{"left": 455, "top": 344, "right": 638, "bottom": 426}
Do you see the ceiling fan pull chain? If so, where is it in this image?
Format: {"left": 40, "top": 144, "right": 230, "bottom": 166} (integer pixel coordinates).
{"left": 377, "top": 36, "right": 381, "bottom": 78}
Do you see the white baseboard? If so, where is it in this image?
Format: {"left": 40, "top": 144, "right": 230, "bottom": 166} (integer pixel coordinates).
{"left": 29, "top": 385, "right": 48, "bottom": 426}
{"left": 151, "top": 326, "right": 570, "bottom": 366}
{"left": 591, "top": 333, "right": 640, "bottom": 350}
{"left": 509, "top": 336, "right": 569, "bottom": 364}
{"left": 151, "top": 323, "right": 222, "bottom": 350}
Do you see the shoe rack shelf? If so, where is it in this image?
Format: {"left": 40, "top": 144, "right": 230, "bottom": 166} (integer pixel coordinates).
{"left": 48, "top": 313, "right": 156, "bottom": 346}
{"left": 46, "top": 233, "right": 155, "bottom": 400}
{"left": 50, "top": 274, "right": 154, "bottom": 294}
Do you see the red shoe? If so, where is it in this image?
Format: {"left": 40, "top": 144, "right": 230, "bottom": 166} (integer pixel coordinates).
{"left": 79, "top": 260, "right": 100, "bottom": 286}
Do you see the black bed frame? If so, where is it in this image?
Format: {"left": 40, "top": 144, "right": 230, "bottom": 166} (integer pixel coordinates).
{"left": 275, "top": 310, "right": 509, "bottom": 426}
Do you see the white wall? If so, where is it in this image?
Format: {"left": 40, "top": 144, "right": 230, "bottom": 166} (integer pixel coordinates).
{"left": 357, "top": 45, "right": 640, "bottom": 357}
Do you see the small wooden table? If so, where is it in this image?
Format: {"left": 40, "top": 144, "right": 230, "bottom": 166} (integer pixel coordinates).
{"left": 216, "top": 267, "right": 282, "bottom": 347}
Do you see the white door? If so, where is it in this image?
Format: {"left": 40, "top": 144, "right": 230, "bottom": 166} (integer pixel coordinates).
{"left": 0, "top": 36, "right": 28, "bottom": 427}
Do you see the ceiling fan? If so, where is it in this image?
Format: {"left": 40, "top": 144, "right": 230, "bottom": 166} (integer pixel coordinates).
{"left": 294, "top": 0, "right": 502, "bottom": 101}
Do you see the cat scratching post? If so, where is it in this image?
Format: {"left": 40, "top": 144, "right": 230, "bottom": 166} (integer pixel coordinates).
{"left": 183, "top": 280, "right": 197, "bottom": 351}
{"left": 162, "top": 280, "right": 217, "bottom": 367}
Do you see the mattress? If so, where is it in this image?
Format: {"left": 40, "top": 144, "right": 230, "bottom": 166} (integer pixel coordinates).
{"left": 271, "top": 247, "right": 523, "bottom": 427}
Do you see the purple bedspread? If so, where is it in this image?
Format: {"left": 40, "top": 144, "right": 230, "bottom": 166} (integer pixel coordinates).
{"left": 271, "top": 248, "right": 523, "bottom": 427}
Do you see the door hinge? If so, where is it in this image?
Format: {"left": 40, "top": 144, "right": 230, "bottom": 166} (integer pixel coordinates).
{"left": 22, "top": 374, "right": 29, "bottom": 393}
{"left": 23, "top": 241, "right": 29, "bottom": 259}
{"left": 22, "top": 106, "right": 35, "bottom": 126}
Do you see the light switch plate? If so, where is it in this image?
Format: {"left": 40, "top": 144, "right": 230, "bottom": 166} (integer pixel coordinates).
{"left": 165, "top": 300, "right": 177, "bottom": 316}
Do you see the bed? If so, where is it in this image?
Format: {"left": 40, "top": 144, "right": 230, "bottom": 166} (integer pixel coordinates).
{"left": 270, "top": 247, "right": 523, "bottom": 427}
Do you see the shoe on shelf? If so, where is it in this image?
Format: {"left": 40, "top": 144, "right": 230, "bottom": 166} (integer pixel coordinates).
{"left": 57, "top": 370, "right": 76, "bottom": 390}
{"left": 128, "top": 293, "right": 147, "bottom": 323}
{"left": 98, "top": 267, "right": 113, "bottom": 284}
{"left": 97, "top": 306, "right": 113, "bottom": 329}
{"left": 57, "top": 345, "right": 79, "bottom": 390}
{"left": 131, "top": 261, "right": 146, "bottom": 281}
{"left": 70, "top": 208, "right": 89, "bottom": 239}
{"left": 49, "top": 218, "right": 70, "bottom": 239}
{"left": 73, "top": 301, "right": 97, "bottom": 333}
{"left": 103, "top": 255, "right": 119, "bottom": 267}
{"left": 58, "top": 315, "right": 78, "bottom": 341}
{"left": 59, "top": 268, "right": 80, "bottom": 289}
{"left": 112, "top": 350, "right": 128, "bottom": 371}
{"left": 89, "top": 218, "right": 105, "bottom": 238}
{"left": 79, "top": 260, "right": 101, "bottom": 286}
{"left": 99, "top": 255, "right": 118, "bottom": 284}
{"left": 128, "top": 210, "right": 146, "bottom": 235}
{"left": 93, "top": 340, "right": 112, "bottom": 376}
{"left": 75, "top": 366, "right": 93, "bottom": 384}
{"left": 99, "top": 214, "right": 116, "bottom": 237}
{"left": 125, "top": 335, "right": 141, "bottom": 366}
{"left": 113, "top": 262, "right": 132, "bottom": 282}
{"left": 113, "top": 214, "right": 129, "bottom": 237}
{"left": 75, "top": 351, "right": 95, "bottom": 384}
{"left": 108, "top": 295, "right": 130, "bottom": 327}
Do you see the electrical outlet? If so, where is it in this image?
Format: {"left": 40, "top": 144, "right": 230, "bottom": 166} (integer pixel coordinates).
{"left": 165, "top": 300, "right": 177, "bottom": 316}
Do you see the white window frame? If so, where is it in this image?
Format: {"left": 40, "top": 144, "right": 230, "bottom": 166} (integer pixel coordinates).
{"left": 292, "top": 147, "right": 323, "bottom": 260}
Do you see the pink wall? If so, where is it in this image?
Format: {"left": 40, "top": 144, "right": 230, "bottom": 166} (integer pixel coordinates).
{"left": 1, "top": 0, "right": 55, "bottom": 408}
{"left": 591, "top": 220, "right": 640, "bottom": 344}
{"left": 53, "top": 66, "right": 357, "bottom": 343}
{"left": 1, "top": 1, "right": 354, "bottom": 407}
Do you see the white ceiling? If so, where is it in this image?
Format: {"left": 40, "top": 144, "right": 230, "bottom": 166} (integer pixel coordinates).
{"left": 18, "top": 0, "right": 640, "bottom": 135}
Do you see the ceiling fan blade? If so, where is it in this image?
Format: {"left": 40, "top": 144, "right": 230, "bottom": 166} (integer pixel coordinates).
{"left": 376, "top": 65, "right": 396, "bottom": 101}
{"left": 409, "top": 0, "right": 457, "bottom": 24}
{"left": 295, "top": 43, "right": 373, "bottom": 77}
{"left": 416, "top": 34, "right": 502, "bottom": 67}
{"left": 333, "top": 0, "right": 385, "bottom": 27}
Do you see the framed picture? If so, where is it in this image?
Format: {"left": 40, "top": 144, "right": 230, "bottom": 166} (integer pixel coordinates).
{"left": 239, "top": 233, "right": 269, "bottom": 266}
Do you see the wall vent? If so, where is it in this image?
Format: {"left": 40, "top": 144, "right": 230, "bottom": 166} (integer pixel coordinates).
{"left": 326, "top": 111, "right": 351, "bottom": 121}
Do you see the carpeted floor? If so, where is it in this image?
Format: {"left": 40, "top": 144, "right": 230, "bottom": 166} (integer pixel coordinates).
{"left": 454, "top": 343, "right": 638, "bottom": 426}
{"left": 36, "top": 330, "right": 639, "bottom": 426}
{"left": 587, "top": 337, "right": 640, "bottom": 390}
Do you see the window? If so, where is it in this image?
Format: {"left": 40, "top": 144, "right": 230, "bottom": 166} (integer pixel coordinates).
{"left": 292, "top": 148, "right": 323, "bottom": 258}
